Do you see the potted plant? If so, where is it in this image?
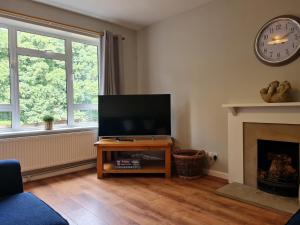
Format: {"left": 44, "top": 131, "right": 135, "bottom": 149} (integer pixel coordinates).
{"left": 42, "top": 115, "right": 54, "bottom": 130}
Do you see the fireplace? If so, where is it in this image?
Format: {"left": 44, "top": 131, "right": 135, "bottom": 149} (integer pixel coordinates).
{"left": 223, "top": 103, "right": 300, "bottom": 212}
{"left": 257, "top": 139, "right": 299, "bottom": 197}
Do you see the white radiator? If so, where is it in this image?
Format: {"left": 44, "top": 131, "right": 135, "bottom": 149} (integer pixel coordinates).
{"left": 0, "top": 131, "right": 97, "bottom": 172}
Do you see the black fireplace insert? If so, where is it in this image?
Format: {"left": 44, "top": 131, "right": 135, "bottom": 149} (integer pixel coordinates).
{"left": 257, "top": 139, "right": 299, "bottom": 197}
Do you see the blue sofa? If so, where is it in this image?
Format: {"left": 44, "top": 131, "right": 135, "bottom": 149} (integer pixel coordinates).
{"left": 0, "top": 160, "right": 69, "bottom": 225}
{"left": 286, "top": 209, "right": 300, "bottom": 225}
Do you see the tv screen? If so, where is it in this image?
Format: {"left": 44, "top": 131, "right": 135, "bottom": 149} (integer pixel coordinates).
{"left": 98, "top": 94, "right": 171, "bottom": 137}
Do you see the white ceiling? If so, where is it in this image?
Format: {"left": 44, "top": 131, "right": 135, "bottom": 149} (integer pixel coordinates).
{"left": 33, "top": 0, "right": 213, "bottom": 30}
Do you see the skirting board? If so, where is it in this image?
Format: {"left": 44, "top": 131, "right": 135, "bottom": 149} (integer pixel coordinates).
{"left": 204, "top": 169, "right": 228, "bottom": 180}
{"left": 22, "top": 161, "right": 228, "bottom": 182}
{"left": 22, "top": 160, "right": 96, "bottom": 183}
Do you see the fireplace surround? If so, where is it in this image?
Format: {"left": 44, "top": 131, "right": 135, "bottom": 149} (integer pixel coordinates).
{"left": 223, "top": 103, "right": 300, "bottom": 198}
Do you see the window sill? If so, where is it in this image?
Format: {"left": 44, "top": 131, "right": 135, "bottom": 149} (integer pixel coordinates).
{"left": 0, "top": 126, "right": 98, "bottom": 139}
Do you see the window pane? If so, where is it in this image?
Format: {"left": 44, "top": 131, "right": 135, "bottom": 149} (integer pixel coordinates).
{"left": 72, "top": 42, "right": 98, "bottom": 104}
{"left": 17, "top": 31, "right": 65, "bottom": 54}
{"left": 74, "top": 110, "right": 98, "bottom": 125}
{"left": 0, "top": 28, "right": 10, "bottom": 104}
{"left": 0, "top": 112, "right": 11, "bottom": 128}
{"left": 18, "top": 56, "right": 67, "bottom": 127}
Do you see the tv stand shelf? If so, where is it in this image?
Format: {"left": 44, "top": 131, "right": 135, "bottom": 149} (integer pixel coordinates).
{"left": 94, "top": 138, "right": 173, "bottom": 178}
{"left": 103, "top": 162, "right": 165, "bottom": 174}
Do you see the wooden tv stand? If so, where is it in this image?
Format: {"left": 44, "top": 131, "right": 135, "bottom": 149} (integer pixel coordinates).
{"left": 94, "top": 138, "right": 173, "bottom": 178}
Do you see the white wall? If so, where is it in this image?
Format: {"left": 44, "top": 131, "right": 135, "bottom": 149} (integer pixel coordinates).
{"left": 0, "top": 0, "right": 138, "bottom": 94}
{"left": 137, "top": 0, "right": 300, "bottom": 172}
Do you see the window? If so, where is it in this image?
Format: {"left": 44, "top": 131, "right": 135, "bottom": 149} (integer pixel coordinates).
{"left": 0, "top": 112, "right": 11, "bottom": 128}
{"left": 74, "top": 110, "right": 98, "bottom": 124}
{"left": 18, "top": 56, "right": 67, "bottom": 127}
{"left": 17, "top": 31, "right": 65, "bottom": 54}
{"left": 0, "top": 18, "right": 100, "bottom": 131}
{"left": 72, "top": 42, "right": 98, "bottom": 105}
{"left": 0, "top": 28, "right": 10, "bottom": 104}
{"left": 72, "top": 42, "right": 98, "bottom": 125}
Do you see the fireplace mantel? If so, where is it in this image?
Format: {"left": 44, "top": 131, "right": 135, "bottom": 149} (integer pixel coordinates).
{"left": 222, "top": 102, "right": 300, "bottom": 116}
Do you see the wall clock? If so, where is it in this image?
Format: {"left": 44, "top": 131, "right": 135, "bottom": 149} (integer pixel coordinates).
{"left": 254, "top": 15, "right": 300, "bottom": 66}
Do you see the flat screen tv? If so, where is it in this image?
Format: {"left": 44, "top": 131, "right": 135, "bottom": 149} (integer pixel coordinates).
{"left": 98, "top": 94, "right": 171, "bottom": 137}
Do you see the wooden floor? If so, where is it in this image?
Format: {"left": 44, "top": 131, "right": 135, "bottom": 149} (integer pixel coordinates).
{"left": 24, "top": 169, "right": 291, "bottom": 225}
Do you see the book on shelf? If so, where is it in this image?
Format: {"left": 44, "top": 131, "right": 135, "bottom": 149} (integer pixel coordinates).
{"left": 114, "top": 165, "right": 142, "bottom": 169}
{"left": 114, "top": 159, "right": 142, "bottom": 169}
{"left": 116, "top": 159, "right": 141, "bottom": 165}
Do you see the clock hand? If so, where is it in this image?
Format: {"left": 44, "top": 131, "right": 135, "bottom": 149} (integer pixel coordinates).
{"left": 281, "top": 31, "right": 294, "bottom": 39}
{"left": 271, "top": 31, "right": 294, "bottom": 41}
{"left": 268, "top": 38, "right": 288, "bottom": 45}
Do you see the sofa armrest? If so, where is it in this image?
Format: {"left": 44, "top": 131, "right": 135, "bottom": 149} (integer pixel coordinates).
{"left": 0, "top": 160, "right": 23, "bottom": 197}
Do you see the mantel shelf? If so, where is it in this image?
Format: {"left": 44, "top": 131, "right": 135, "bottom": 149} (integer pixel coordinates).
{"left": 222, "top": 102, "right": 300, "bottom": 116}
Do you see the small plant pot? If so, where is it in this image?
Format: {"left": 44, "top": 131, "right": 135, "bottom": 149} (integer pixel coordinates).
{"left": 45, "top": 121, "right": 53, "bottom": 130}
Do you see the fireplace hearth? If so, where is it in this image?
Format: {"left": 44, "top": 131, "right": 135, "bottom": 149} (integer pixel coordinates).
{"left": 257, "top": 139, "right": 299, "bottom": 197}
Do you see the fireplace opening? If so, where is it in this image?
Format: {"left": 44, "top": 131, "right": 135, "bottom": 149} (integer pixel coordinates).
{"left": 257, "top": 139, "right": 299, "bottom": 197}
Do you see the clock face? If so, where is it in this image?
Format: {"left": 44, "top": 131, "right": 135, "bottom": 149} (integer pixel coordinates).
{"left": 255, "top": 16, "right": 300, "bottom": 66}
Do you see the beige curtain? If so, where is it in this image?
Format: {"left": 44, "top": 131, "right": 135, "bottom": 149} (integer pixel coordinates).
{"left": 100, "top": 31, "right": 121, "bottom": 95}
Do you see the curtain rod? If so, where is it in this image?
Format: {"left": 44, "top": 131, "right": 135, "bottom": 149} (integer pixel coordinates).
{"left": 0, "top": 9, "right": 125, "bottom": 40}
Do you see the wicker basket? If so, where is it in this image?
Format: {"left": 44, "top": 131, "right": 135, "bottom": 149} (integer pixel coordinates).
{"left": 173, "top": 149, "right": 206, "bottom": 179}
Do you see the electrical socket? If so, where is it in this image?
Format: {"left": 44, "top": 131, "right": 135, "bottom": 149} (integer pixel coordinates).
{"left": 207, "top": 152, "right": 218, "bottom": 161}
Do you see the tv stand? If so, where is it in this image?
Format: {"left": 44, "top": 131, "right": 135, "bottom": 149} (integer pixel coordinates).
{"left": 94, "top": 137, "right": 173, "bottom": 178}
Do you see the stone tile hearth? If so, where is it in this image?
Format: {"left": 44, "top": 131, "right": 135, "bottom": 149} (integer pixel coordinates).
{"left": 216, "top": 182, "right": 299, "bottom": 213}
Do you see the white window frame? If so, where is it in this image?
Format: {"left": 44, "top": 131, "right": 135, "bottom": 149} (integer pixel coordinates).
{"left": 0, "top": 17, "right": 100, "bottom": 131}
